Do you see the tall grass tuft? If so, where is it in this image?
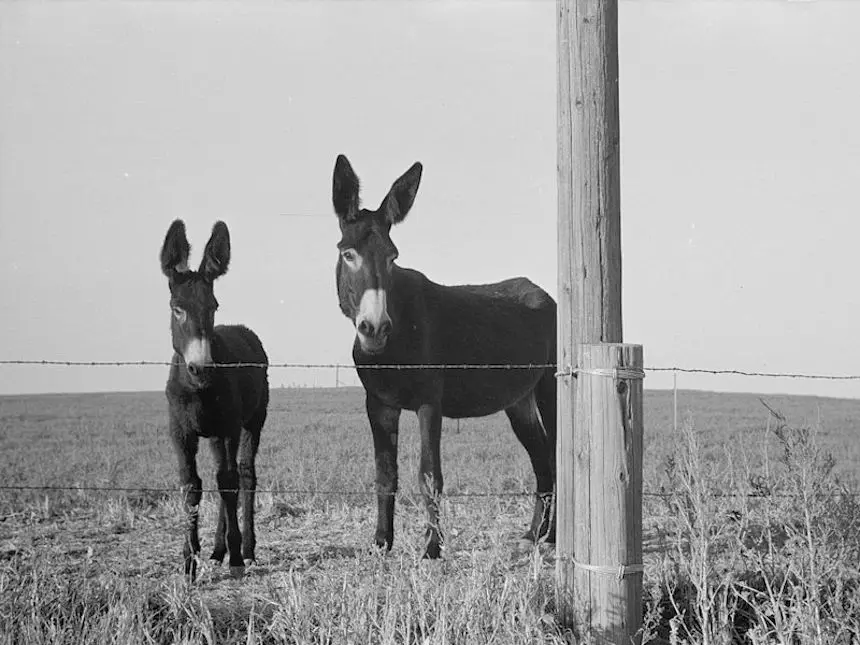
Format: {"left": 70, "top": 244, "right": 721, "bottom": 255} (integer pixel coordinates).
{"left": 649, "top": 404, "right": 860, "bottom": 644}
{"left": 0, "top": 556, "right": 196, "bottom": 644}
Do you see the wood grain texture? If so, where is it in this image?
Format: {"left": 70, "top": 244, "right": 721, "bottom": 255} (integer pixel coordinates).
{"left": 572, "top": 344, "right": 643, "bottom": 642}
{"left": 557, "top": 0, "right": 636, "bottom": 639}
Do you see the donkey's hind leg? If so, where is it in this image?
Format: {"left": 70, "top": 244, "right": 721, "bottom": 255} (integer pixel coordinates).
{"left": 238, "top": 408, "right": 265, "bottom": 566}
{"left": 211, "top": 498, "right": 228, "bottom": 564}
{"left": 534, "top": 367, "right": 557, "bottom": 543}
{"left": 505, "top": 392, "right": 554, "bottom": 543}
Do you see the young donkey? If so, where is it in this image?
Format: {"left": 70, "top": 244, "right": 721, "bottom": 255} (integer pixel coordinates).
{"left": 332, "top": 155, "right": 557, "bottom": 559}
{"left": 160, "top": 219, "right": 269, "bottom": 579}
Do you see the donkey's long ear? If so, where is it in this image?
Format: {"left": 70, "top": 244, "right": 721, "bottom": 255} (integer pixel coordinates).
{"left": 382, "top": 162, "right": 422, "bottom": 225}
{"left": 199, "top": 221, "right": 231, "bottom": 280}
{"left": 160, "top": 219, "right": 191, "bottom": 278}
{"left": 332, "top": 154, "right": 361, "bottom": 222}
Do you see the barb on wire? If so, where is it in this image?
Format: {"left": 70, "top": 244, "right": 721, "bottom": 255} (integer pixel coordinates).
{"left": 1, "top": 359, "right": 859, "bottom": 381}
{"left": 0, "top": 483, "right": 534, "bottom": 499}
{"left": 0, "top": 359, "right": 555, "bottom": 370}
{"left": 2, "top": 359, "right": 860, "bottom": 385}
{"left": 642, "top": 489, "right": 860, "bottom": 499}
{"left": 649, "top": 366, "right": 860, "bottom": 381}
{"left": 1, "top": 483, "right": 858, "bottom": 501}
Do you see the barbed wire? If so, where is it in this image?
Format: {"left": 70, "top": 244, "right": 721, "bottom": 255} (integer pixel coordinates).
{"left": 0, "top": 483, "right": 857, "bottom": 501}
{"left": 0, "top": 484, "right": 532, "bottom": 498}
{"left": 0, "top": 360, "right": 554, "bottom": 370}
{"left": 1, "top": 361, "right": 857, "bottom": 503}
{"left": 646, "top": 366, "right": 860, "bottom": 381}
{"left": 2, "top": 359, "right": 860, "bottom": 381}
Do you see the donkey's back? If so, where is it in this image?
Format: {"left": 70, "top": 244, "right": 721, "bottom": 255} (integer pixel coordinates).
{"left": 452, "top": 276, "right": 555, "bottom": 313}
{"left": 215, "top": 324, "right": 268, "bottom": 366}
{"left": 212, "top": 324, "right": 269, "bottom": 421}
{"left": 434, "top": 275, "right": 555, "bottom": 363}
{"left": 407, "top": 271, "right": 556, "bottom": 418}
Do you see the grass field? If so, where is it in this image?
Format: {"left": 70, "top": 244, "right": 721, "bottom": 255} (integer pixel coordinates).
{"left": 1, "top": 386, "right": 860, "bottom": 643}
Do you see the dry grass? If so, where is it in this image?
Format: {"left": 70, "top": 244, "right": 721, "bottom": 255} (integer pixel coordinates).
{"left": 641, "top": 402, "right": 860, "bottom": 644}
{"left": 2, "top": 387, "right": 860, "bottom": 643}
{"left": 0, "top": 498, "right": 566, "bottom": 644}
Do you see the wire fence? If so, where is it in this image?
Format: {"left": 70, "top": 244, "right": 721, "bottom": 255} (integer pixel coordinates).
{"left": 3, "top": 359, "right": 860, "bottom": 381}
{"left": 0, "top": 360, "right": 555, "bottom": 370}
{"left": 0, "top": 484, "right": 531, "bottom": 499}
{"left": 1, "top": 484, "right": 857, "bottom": 502}
{"left": 1, "top": 357, "right": 858, "bottom": 505}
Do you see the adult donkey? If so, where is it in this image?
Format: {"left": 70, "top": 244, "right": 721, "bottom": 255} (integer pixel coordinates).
{"left": 332, "top": 155, "right": 557, "bottom": 559}
{"left": 160, "top": 219, "right": 269, "bottom": 579}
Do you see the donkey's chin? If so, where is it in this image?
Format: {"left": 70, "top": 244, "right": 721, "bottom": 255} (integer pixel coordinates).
{"left": 357, "top": 335, "right": 387, "bottom": 356}
{"left": 184, "top": 373, "right": 213, "bottom": 391}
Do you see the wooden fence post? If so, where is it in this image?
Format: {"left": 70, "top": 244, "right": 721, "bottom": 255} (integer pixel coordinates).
{"left": 557, "top": 0, "right": 643, "bottom": 640}
{"left": 569, "top": 343, "right": 643, "bottom": 641}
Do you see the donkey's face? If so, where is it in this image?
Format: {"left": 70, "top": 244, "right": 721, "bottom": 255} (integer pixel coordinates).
{"left": 332, "top": 155, "right": 422, "bottom": 355}
{"left": 160, "top": 220, "right": 231, "bottom": 389}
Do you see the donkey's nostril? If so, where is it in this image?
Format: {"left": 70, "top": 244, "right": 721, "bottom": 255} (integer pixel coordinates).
{"left": 378, "top": 320, "right": 392, "bottom": 338}
{"left": 187, "top": 362, "right": 201, "bottom": 377}
{"left": 357, "top": 320, "right": 374, "bottom": 337}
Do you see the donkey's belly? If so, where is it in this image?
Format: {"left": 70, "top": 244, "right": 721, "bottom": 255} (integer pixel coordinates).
{"left": 357, "top": 365, "right": 541, "bottom": 418}
{"left": 440, "top": 369, "right": 542, "bottom": 419}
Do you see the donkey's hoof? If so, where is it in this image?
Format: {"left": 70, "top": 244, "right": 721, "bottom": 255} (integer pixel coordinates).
{"left": 374, "top": 534, "right": 393, "bottom": 552}
{"left": 243, "top": 558, "right": 256, "bottom": 568}
{"left": 423, "top": 544, "right": 442, "bottom": 560}
{"left": 366, "top": 543, "right": 387, "bottom": 560}
{"left": 184, "top": 560, "right": 199, "bottom": 581}
{"left": 229, "top": 565, "right": 245, "bottom": 579}
{"left": 519, "top": 530, "right": 538, "bottom": 545}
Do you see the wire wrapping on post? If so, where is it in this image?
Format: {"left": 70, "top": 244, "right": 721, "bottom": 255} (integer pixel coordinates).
{"left": 560, "top": 555, "right": 645, "bottom": 581}
{"left": 554, "top": 360, "right": 644, "bottom": 582}
{"left": 554, "top": 365, "right": 646, "bottom": 380}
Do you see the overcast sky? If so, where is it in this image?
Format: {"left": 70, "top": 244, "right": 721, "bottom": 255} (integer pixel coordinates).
{"left": 1, "top": 0, "right": 859, "bottom": 398}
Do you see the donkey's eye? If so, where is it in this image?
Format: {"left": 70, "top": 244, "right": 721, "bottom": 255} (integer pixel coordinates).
{"left": 341, "top": 249, "right": 357, "bottom": 262}
{"left": 172, "top": 307, "right": 186, "bottom": 323}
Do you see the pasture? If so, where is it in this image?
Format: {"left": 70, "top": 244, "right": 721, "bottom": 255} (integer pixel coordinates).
{"left": 1, "top": 385, "right": 860, "bottom": 643}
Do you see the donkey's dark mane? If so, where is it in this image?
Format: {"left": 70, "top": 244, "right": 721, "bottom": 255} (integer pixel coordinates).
{"left": 421, "top": 273, "right": 553, "bottom": 308}
{"left": 337, "top": 211, "right": 382, "bottom": 247}
{"left": 167, "top": 270, "right": 221, "bottom": 287}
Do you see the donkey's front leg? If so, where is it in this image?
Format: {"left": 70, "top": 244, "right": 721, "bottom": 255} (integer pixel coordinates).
{"left": 209, "top": 435, "right": 244, "bottom": 578}
{"left": 366, "top": 393, "right": 401, "bottom": 552}
{"left": 171, "top": 427, "right": 202, "bottom": 579}
{"left": 417, "top": 402, "right": 444, "bottom": 559}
